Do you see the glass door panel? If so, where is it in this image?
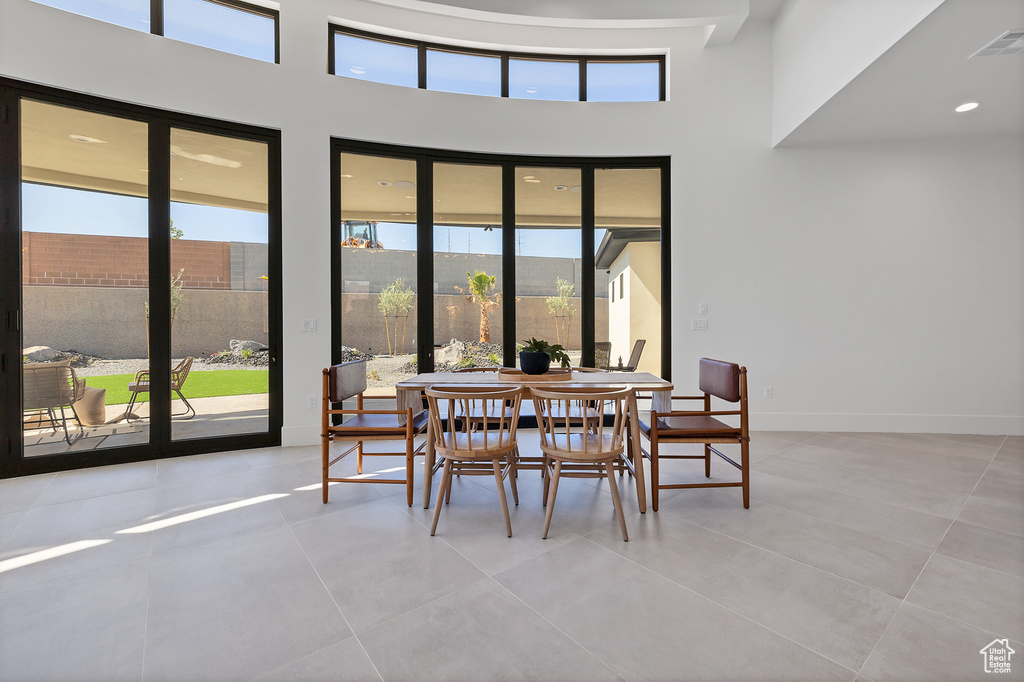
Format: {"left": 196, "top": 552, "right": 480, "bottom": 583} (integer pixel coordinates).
{"left": 20, "top": 99, "right": 150, "bottom": 456}
{"left": 514, "top": 167, "right": 582, "bottom": 367}
{"left": 339, "top": 153, "right": 418, "bottom": 392}
{"left": 595, "top": 167, "right": 661, "bottom": 373}
{"left": 170, "top": 128, "right": 269, "bottom": 440}
{"left": 432, "top": 162, "right": 502, "bottom": 369}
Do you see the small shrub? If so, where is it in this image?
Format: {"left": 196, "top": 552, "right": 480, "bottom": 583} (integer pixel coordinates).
{"left": 241, "top": 348, "right": 253, "bottom": 359}
{"left": 456, "top": 357, "right": 475, "bottom": 369}
{"left": 368, "top": 370, "right": 381, "bottom": 381}
{"left": 487, "top": 353, "right": 501, "bottom": 365}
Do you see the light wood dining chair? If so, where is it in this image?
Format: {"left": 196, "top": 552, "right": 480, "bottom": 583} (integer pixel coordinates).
{"left": 425, "top": 385, "right": 524, "bottom": 537}
{"left": 532, "top": 385, "right": 632, "bottom": 541}
{"left": 638, "top": 358, "right": 750, "bottom": 510}
{"left": 321, "top": 359, "right": 428, "bottom": 506}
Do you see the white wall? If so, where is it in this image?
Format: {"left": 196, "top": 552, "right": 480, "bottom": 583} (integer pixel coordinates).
{"left": 2, "top": 0, "right": 1021, "bottom": 442}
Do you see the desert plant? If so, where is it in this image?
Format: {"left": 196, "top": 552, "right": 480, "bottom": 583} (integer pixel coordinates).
{"left": 241, "top": 348, "right": 253, "bottom": 359}
{"left": 456, "top": 270, "right": 501, "bottom": 343}
{"left": 546, "top": 277, "right": 575, "bottom": 346}
{"left": 520, "top": 337, "right": 571, "bottom": 369}
{"left": 145, "top": 268, "right": 187, "bottom": 318}
{"left": 487, "top": 352, "right": 502, "bottom": 365}
{"left": 378, "top": 278, "right": 415, "bottom": 354}
{"left": 455, "top": 356, "right": 475, "bottom": 369}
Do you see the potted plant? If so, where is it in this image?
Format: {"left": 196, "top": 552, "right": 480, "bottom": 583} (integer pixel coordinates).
{"left": 519, "top": 337, "right": 571, "bottom": 375}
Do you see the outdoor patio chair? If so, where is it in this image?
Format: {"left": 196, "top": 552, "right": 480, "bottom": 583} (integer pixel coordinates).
{"left": 638, "top": 358, "right": 750, "bottom": 510}
{"left": 594, "top": 342, "right": 612, "bottom": 370}
{"left": 532, "top": 385, "right": 632, "bottom": 541}
{"left": 22, "top": 360, "right": 86, "bottom": 445}
{"left": 618, "top": 339, "right": 646, "bottom": 371}
{"left": 425, "top": 385, "right": 523, "bottom": 537}
{"left": 321, "top": 359, "right": 428, "bottom": 505}
{"left": 124, "top": 357, "right": 196, "bottom": 422}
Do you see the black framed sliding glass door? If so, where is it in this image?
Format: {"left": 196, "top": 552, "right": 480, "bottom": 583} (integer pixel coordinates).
{"left": 0, "top": 79, "right": 282, "bottom": 478}
{"left": 330, "top": 139, "right": 670, "bottom": 384}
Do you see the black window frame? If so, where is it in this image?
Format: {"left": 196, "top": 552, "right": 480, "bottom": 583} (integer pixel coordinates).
{"left": 328, "top": 25, "right": 666, "bottom": 102}
{"left": 32, "top": 0, "right": 281, "bottom": 63}
{"left": 329, "top": 138, "right": 672, "bottom": 380}
{"left": 0, "top": 77, "right": 284, "bottom": 479}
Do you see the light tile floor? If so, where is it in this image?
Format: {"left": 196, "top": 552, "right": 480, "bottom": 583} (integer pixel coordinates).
{"left": 0, "top": 432, "right": 1021, "bottom": 681}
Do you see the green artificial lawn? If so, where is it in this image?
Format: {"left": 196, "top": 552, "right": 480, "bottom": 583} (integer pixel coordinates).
{"left": 84, "top": 369, "right": 269, "bottom": 406}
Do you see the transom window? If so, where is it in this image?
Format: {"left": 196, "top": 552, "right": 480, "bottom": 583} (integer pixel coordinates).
{"left": 329, "top": 26, "right": 666, "bottom": 102}
{"left": 29, "top": 0, "right": 279, "bottom": 63}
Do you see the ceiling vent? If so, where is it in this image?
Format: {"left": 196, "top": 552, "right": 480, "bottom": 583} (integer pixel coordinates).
{"left": 971, "top": 30, "right": 1024, "bottom": 57}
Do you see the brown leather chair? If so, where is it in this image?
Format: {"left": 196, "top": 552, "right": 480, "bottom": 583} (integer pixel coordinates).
{"left": 321, "top": 359, "right": 428, "bottom": 506}
{"left": 639, "top": 358, "right": 749, "bottom": 510}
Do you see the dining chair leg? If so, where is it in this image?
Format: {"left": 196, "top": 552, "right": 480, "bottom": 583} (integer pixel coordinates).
{"left": 321, "top": 437, "right": 330, "bottom": 504}
{"left": 507, "top": 453, "right": 519, "bottom": 505}
{"left": 541, "top": 457, "right": 551, "bottom": 507}
{"left": 356, "top": 441, "right": 363, "bottom": 474}
{"left": 651, "top": 437, "right": 660, "bottom": 512}
{"left": 431, "top": 458, "right": 453, "bottom": 535}
{"left": 405, "top": 453, "right": 414, "bottom": 507}
{"left": 492, "top": 459, "right": 513, "bottom": 538}
{"left": 445, "top": 466, "right": 454, "bottom": 504}
{"left": 704, "top": 443, "right": 712, "bottom": 478}
{"left": 542, "top": 461, "right": 563, "bottom": 539}
{"left": 605, "top": 462, "right": 628, "bottom": 542}
{"left": 741, "top": 440, "right": 750, "bottom": 509}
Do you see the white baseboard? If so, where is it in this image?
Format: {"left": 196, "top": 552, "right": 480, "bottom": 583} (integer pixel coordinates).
{"left": 750, "top": 412, "right": 1024, "bottom": 436}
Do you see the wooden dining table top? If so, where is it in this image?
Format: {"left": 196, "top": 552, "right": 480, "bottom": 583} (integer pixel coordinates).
{"left": 396, "top": 370, "right": 672, "bottom": 392}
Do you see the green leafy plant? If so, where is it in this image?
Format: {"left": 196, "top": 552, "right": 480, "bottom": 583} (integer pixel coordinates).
{"left": 487, "top": 352, "right": 502, "bottom": 365}
{"left": 520, "top": 337, "right": 571, "bottom": 369}
{"left": 455, "top": 270, "right": 501, "bottom": 343}
{"left": 378, "top": 278, "right": 415, "bottom": 355}
{"left": 241, "top": 348, "right": 253, "bottom": 359}
{"left": 455, "top": 356, "right": 475, "bottom": 369}
{"left": 169, "top": 217, "right": 183, "bottom": 240}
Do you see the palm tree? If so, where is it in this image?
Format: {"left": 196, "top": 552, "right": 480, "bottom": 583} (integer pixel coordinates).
{"left": 457, "top": 270, "right": 501, "bottom": 342}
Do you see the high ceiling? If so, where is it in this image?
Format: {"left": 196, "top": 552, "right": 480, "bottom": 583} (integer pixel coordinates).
{"left": 780, "top": 0, "right": 1024, "bottom": 145}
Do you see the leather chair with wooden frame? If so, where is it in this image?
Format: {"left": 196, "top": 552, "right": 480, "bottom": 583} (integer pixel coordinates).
{"left": 425, "top": 385, "right": 524, "bottom": 538}
{"left": 639, "top": 358, "right": 750, "bottom": 510}
{"left": 321, "top": 359, "right": 428, "bottom": 506}
{"left": 532, "top": 385, "right": 632, "bottom": 541}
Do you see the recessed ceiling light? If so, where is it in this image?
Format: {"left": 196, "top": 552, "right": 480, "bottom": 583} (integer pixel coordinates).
{"left": 405, "top": 195, "right": 416, "bottom": 199}
{"left": 378, "top": 180, "right": 392, "bottom": 187}
{"left": 170, "top": 145, "right": 242, "bottom": 168}
{"left": 340, "top": 173, "right": 353, "bottom": 178}
{"left": 522, "top": 175, "right": 535, "bottom": 180}
{"left": 69, "top": 134, "right": 107, "bottom": 144}
{"left": 955, "top": 102, "right": 980, "bottom": 113}
{"left": 350, "top": 66, "right": 366, "bottom": 75}
{"left": 553, "top": 185, "right": 568, "bottom": 191}
{"left": 394, "top": 180, "right": 415, "bottom": 189}
{"left": 526, "top": 88, "right": 538, "bottom": 94}
{"left": 524, "top": 178, "right": 541, "bottom": 183}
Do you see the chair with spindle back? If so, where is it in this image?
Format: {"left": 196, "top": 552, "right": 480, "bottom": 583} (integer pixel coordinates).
{"left": 531, "top": 385, "right": 632, "bottom": 541}
{"left": 425, "top": 385, "right": 524, "bottom": 537}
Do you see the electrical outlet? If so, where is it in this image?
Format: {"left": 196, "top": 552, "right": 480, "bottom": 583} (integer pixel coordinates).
{"left": 763, "top": 386, "right": 773, "bottom": 399}
{"left": 690, "top": 318, "right": 708, "bottom": 331}
{"left": 302, "top": 318, "right": 317, "bottom": 332}
{"left": 699, "top": 302, "right": 708, "bottom": 315}
{"left": 307, "top": 395, "right": 317, "bottom": 408}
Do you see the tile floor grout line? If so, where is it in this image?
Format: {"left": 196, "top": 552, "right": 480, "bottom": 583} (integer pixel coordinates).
{"left": 279, "top": 512, "right": 387, "bottom": 682}
{"left": 484, "top": 567, "right": 626, "bottom": 682}
{"left": 856, "top": 441, "right": 1005, "bottom": 675}
{"left": 574, "top": 535, "right": 865, "bottom": 678}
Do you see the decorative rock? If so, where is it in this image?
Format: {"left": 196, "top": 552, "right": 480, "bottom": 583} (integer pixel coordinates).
{"left": 230, "top": 339, "right": 268, "bottom": 354}
{"left": 434, "top": 339, "right": 466, "bottom": 367}
{"left": 23, "top": 346, "right": 58, "bottom": 362}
